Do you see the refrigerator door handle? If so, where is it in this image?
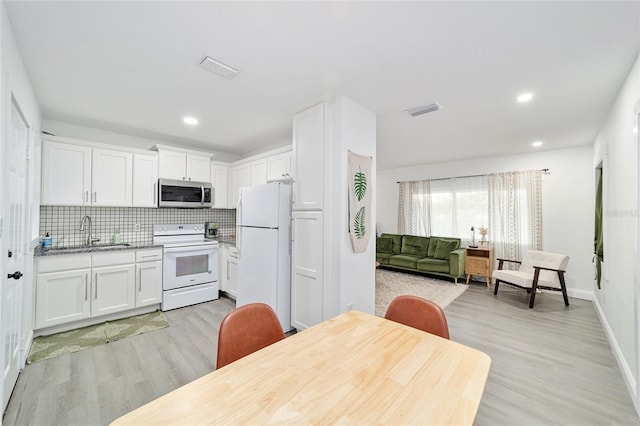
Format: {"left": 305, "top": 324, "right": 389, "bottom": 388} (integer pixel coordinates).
{"left": 236, "top": 191, "right": 242, "bottom": 259}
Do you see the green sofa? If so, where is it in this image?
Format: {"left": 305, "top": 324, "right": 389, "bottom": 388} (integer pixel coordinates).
{"left": 376, "top": 233, "right": 465, "bottom": 283}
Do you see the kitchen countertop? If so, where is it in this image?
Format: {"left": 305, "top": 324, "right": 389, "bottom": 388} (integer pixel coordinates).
{"left": 215, "top": 236, "right": 236, "bottom": 245}
{"left": 34, "top": 243, "right": 163, "bottom": 257}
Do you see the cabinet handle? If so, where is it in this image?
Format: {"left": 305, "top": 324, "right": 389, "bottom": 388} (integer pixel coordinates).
{"left": 93, "top": 192, "right": 97, "bottom": 203}
{"left": 84, "top": 191, "right": 89, "bottom": 203}
{"left": 95, "top": 273, "right": 98, "bottom": 300}
{"left": 183, "top": 177, "right": 186, "bottom": 180}
{"left": 85, "top": 274, "right": 88, "bottom": 301}
{"left": 138, "top": 267, "right": 142, "bottom": 292}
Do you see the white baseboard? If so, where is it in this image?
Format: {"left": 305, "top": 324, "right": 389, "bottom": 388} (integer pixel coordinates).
{"left": 592, "top": 294, "right": 638, "bottom": 414}
{"left": 567, "top": 288, "right": 594, "bottom": 301}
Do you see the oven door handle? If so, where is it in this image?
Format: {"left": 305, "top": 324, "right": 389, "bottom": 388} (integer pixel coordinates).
{"left": 164, "top": 246, "right": 216, "bottom": 254}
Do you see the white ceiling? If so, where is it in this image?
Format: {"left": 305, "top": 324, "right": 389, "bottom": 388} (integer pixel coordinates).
{"left": 5, "top": 1, "right": 640, "bottom": 170}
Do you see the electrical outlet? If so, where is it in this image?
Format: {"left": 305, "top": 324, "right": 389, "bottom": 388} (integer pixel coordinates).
{"left": 134, "top": 223, "right": 141, "bottom": 232}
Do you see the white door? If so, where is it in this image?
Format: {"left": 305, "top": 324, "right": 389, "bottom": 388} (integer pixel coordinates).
{"left": 250, "top": 159, "right": 267, "bottom": 186}
{"left": 292, "top": 103, "right": 324, "bottom": 210}
{"left": 230, "top": 163, "right": 251, "bottom": 207}
{"left": 40, "top": 141, "right": 91, "bottom": 205}
{"left": 158, "top": 150, "right": 187, "bottom": 180}
{"left": 186, "top": 154, "right": 211, "bottom": 182}
{"left": 92, "top": 265, "right": 136, "bottom": 317}
{"left": 136, "top": 261, "right": 162, "bottom": 307}
{"left": 2, "top": 100, "right": 29, "bottom": 409}
{"left": 211, "top": 164, "right": 229, "bottom": 209}
{"left": 35, "top": 269, "right": 92, "bottom": 329}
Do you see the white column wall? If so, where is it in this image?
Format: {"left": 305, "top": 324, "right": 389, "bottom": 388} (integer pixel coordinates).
{"left": 377, "top": 145, "right": 594, "bottom": 300}
{"left": 593, "top": 52, "right": 640, "bottom": 410}
{"left": 327, "top": 96, "right": 377, "bottom": 317}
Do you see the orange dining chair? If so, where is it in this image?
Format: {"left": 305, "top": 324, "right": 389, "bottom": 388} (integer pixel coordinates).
{"left": 384, "top": 295, "right": 450, "bottom": 339}
{"left": 216, "top": 303, "right": 285, "bottom": 369}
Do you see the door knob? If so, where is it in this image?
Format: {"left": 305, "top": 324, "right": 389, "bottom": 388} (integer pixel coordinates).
{"left": 7, "top": 271, "right": 22, "bottom": 280}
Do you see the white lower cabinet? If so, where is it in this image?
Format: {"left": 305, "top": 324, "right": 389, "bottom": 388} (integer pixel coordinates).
{"left": 35, "top": 267, "right": 92, "bottom": 329}
{"left": 92, "top": 264, "right": 136, "bottom": 317}
{"left": 291, "top": 210, "right": 323, "bottom": 330}
{"left": 35, "top": 248, "right": 163, "bottom": 331}
{"left": 226, "top": 246, "right": 238, "bottom": 298}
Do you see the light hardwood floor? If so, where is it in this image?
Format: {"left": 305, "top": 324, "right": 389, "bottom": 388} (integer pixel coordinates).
{"left": 3, "top": 285, "right": 640, "bottom": 425}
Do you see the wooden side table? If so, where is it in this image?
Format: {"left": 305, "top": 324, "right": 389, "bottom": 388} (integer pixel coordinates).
{"left": 465, "top": 247, "right": 494, "bottom": 286}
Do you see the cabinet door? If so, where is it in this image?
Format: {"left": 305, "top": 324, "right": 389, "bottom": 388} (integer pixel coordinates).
{"left": 136, "top": 261, "right": 162, "bottom": 307}
{"left": 41, "top": 141, "right": 91, "bottom": 206}
{"left": 187, "top": 154, "right": 211, "bottom": 182}
{"left": 92, "top": 148, "right": 133, "bottom": 206}
{"left": 250, "top": 159, "right": 267, "bottom": 186}
{"left": 211, "top": 164, "right": 229, "bottom": 208}
{"left": 292, "top": 103, "right": 324, "bottom": 210}
{"left": 219, "top": 244, "right": 228, "bottom": 291}
{"left": 267, "top": 151, "right": 292, "bottom": 181}
{"left": 92, "top": 264, "right": 136, "bottom": 317}
{"left": 159, "top": 150, "right": 187, "bottom": 180}
{"left": 230, "top": 163, "right": 251, "bottom": 207}
{"left": 35, "top": 269, "right": 91, "bottom": 329}
{"left": 291, "top": 211, "right": 323, "bottom": 330}
{"left": 133, "top": 153, "right": 158, "bottom": 207}
{"left": 227, "top": 247, "right": 238, "bottom": 298}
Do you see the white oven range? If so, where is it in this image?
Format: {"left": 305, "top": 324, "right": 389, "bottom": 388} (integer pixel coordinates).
{"left": 153, "top": 224, "right": 219, "bottom": 311}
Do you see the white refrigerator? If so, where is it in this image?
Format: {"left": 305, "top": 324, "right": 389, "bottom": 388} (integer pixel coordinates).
{"left": 236, "top": 182, "right": 292, "bottom": 331}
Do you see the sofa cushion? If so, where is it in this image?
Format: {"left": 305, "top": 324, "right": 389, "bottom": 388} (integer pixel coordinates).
{"left": 389, "top": 254, "right": 421, "bottom": 269}
{"left": 427, "top": 237, "right": 440, "bottom": 257}
{"left": 376, "top": 253, "right": 394, "bottom": 265}
{"left": 434, "top": 239, "right": 459, "bottom": 260}
{"left": 416, "top": 257, "right": 450, "bottom": 273}
{"left": 400, "top": 235, "right": 429, "bottom": 257}
{"left": 376, "top": 237, "right": 393, "bottom": 254}
{"left": 380, "top": 233, "right": 403, "bottom": 254}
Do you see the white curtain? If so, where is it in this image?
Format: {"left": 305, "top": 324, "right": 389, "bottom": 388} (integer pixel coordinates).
{"left": 488, "top": 170, "right": 542, "bottom": 265}
{"left": 398, "top": 170, "right": 543, "bottom": 263}
{"left": 398, "top": 180, "right": 431, "bottom": 236}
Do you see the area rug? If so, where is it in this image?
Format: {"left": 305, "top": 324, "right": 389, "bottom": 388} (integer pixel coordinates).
{"left": 27, "top": 310, "right": 169, "bottom": 364}
{"left": 375, "top": 269, "right": 468, "bottom": 317}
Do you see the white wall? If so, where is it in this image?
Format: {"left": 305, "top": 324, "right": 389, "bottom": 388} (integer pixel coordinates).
{"left": 1, "top": 0, "right": 42, "bottom": 405}
{"left": 377, "top": 145, "right": 595, "bottom": 300}
{"left": 43, "top": 119, "right": 242, "bottom": 163}
{"left": 593, "top": 52, "right": 640, "bottom": 410}
{"left": 327, "top": 96, "right": 377, "bottom": 317}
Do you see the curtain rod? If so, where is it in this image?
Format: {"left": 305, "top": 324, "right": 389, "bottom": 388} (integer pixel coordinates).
{"left": 397, "top": 168, "right": 550, "bottom": 184}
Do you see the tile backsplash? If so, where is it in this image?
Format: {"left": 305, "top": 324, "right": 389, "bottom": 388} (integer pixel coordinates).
{"left": 39, "top": 206, "right": 236, "bottom": 247}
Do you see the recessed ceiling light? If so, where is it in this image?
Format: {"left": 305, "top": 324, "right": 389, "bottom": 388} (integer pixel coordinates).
{"left": 183, "top": 116, "right": 198, "bottom": 125}
{"left": 532, "top": 140, "right": 543, "bottom": 147}
{"left": 517, "top": 92, "right": 533, "bottom": 103}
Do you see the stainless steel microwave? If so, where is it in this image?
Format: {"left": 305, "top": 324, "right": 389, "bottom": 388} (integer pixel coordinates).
{"left": 158, "top": 179, "right": 213, "bottom": 208}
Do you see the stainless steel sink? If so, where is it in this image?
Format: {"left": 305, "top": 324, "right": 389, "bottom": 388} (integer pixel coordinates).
{"left": 47, "top": 243, "right": 131, "bottom": 254}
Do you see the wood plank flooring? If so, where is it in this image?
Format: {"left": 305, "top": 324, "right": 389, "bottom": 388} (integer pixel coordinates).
{"left": 3, "top": 286, "right": 639, "bottom": 425}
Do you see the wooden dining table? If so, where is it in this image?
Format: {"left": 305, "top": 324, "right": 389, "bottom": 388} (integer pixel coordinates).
{"left": 111, "top": 310, "right": 491, "bottom": 425}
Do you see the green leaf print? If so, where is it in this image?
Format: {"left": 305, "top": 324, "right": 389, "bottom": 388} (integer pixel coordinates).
{"left": 354, "top": 168, "right": 367, "bottom": 202}
{"left": 354, "top": 207, "right": 366, "bottom": 239}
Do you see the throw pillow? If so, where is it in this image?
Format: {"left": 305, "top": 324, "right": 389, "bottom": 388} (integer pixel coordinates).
{"left": 427, "top": 238, "right": 440, "bottom": 257}
{"left": 380, "top": 233, "right": 403, "bottom": 254}
{"left": 376, "top": 237, "right": 393, "bottom": 254}
{"left": 434, "top": 239, "right": 458, "bottom": 260}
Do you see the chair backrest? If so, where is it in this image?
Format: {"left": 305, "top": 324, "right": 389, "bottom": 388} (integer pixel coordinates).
{"left": 384, "top": 295, "right": 450, "bottom": 339}
{"left": 216, "top": 303, "right": 285, "bottom": 369}
{"left": 519, "top": 250, "right": 570, "bottom": 288}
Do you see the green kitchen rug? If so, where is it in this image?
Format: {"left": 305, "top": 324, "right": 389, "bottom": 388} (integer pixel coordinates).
{"left": 27, "top": 311, "right": 169, "bottom": 364}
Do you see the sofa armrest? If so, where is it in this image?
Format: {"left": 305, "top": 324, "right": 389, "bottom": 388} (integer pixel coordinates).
{"left": 448, "top": 248, "right": 466, "bottom": 278}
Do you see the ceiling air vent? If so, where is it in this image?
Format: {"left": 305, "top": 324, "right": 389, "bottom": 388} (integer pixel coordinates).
{"left": 199, "top": 56, "right": 239, "bottom": 79}
{"left": 406, "top": 102, "right": 441, "bottom": 117}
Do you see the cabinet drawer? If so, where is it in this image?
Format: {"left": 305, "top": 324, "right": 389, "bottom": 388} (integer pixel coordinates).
{"left": 92, "top": 251, "right": 136, "bottom": 267}
{"left": 467, "top": 258, "right": 490, "bottom": 274}
{"left": 38, "top": 254, "right": 92, "bottom": 273}
{"left": 136, "top": 248, "right": 163, "bottom": 262}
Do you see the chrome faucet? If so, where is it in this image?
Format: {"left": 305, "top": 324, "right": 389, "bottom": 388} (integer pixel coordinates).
{"left": 79, "top": 215, "right": 100, "bottom": 246}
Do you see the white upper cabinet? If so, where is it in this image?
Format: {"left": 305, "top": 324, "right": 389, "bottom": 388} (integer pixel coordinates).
{"left": 92, "top": 148, "right": 133, "bottom": 206}
{"left": 133, "top": 153, "right": 158, "bottom": 207}
{"left": 155, "top": 145, "right": 212, "bottom": 182}
{"left": 250, "top": 158, "right": 267, "bottom": 186}
{"left": 42, "top": 140, "right": 133, "bottom": 207}
{"left": 41, "top": 141, "right": 91, "bottom": 205}
{"left": 188, "top": 155, "right": 211, "bottom": 182}
{"left": 230, "top": 163, "right": 251, "bottom": 208}
{"left": 267, "top": 151, "right": 292, "bottom": 181}
{"left": 211, "top": 163, "right": 229, "bottom": 208}
{"left": 292, "top": 102, "right": 325, "bottom": 210}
